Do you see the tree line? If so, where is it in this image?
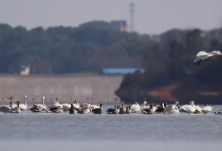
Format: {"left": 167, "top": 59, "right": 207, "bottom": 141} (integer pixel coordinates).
{"left": 0, "top": 23, "right": 147, "bottom": 74}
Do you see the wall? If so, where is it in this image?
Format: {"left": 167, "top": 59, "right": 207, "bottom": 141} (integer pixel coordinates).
{"left": 0, "top": 74, "right": 123, "bottom": 104}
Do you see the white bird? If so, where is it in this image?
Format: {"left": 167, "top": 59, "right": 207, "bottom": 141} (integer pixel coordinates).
{"left": 119, "top": 102, "right": 126, "bottom": 114}
{"left": 77, "top": 108, "right": 92, "bottom": 114}
{"left": 180, "top": 101, "right": 196, "bottom": 114}
{"left": 201, "top": 104, "right": 212, "bottom": 114}
{"left": 193, "top": 104, "right": 202, "bottom": 114}
{"left": 0, "top": 102, "right": 13, "bottom": 113}
{"left": 49, "top": 105, "right": 63, "bottom": 113}
{"left": 164, "top": 101, "right": 180, "bottom": 114}
{"left": 0, "top": 101, "right": 21, "bottom": 113}
{"left": 13, "top": 95, "right": 28, "bottom": 111}
{"left": 11, "top": 102, "right": 17, "bottom": 109}
{"left": 194, "top": 50, "right": 222, "bottom": 65}
{"left": 80, "top": 103, "right": 91, "bottom": 109}
{"left": 50, "top": 98, "right": 63, "bottom": 108}
{"left": 141, "top": 104, "right": 157, "bottom": 114}
{"left": 130, "top": 102, "right": 141, "bottom": 113}
{"left": 11, "top": 101, "right": 22, "bottom": 113}
{"left": 30, "top": 96, "right": 49, "bottom": 112}
{"left": 72, "top": 100, "right": 80, "bottom": 109}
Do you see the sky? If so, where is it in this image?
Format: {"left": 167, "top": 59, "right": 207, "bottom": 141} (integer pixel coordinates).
{"left": 0, "top": 0, "right": 222, "bottom": 34}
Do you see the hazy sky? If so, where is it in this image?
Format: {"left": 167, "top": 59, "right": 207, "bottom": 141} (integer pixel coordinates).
{"left": 0, "top": 0, "right": 222, "bottom": 34}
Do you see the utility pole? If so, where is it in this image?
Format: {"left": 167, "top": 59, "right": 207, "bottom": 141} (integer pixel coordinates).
{"left": 129, "top": 2, "right": 135, "bottom": 32}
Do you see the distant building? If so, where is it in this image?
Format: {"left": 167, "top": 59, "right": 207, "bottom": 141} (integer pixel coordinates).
{"left": 101, "top": 68, "right": 145, "bottom": 75}
{"left": 109, "top": 20, "right": 128, "bottom": 32}
{"left": 79, "top": 20, "right": 129, "bottom": 32}
{"left": 20, "top": 65, "right": 30, "bottom": 75}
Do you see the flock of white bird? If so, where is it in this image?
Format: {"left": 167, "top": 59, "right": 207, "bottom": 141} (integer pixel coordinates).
{"left": 0, "top": 95, "right": 101, "bottom": 114}
{"left": 0, "top": 95, "right": 222, "bottom": 115}
{"left": 114, "top": 100, "right": 222, "bottom": 115}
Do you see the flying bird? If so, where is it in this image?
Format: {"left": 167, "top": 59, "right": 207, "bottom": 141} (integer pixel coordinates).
{"left": 194, "top": 50, "right": 222, "bottom": 65}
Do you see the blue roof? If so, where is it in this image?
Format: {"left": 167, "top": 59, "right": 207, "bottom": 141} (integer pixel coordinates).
{"left": 102, "top": 68, "right": 145, "bottom": 74}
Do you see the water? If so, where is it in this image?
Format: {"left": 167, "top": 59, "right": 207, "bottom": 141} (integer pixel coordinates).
{"left": 0, "top": 105, "right": 222, "bottom": 151}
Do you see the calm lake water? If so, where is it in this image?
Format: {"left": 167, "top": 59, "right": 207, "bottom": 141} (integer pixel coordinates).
{"left": 0, "top": 105, "right": 222, "bottom": 151}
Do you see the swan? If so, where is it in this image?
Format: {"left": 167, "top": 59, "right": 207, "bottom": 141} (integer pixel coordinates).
{"left": 187, "top": 101, "right": 202, "bottom": 114}
{"left": 76, "top": 107, "right": 92, "bottom": 114}
{"left": 30, "top": 96, "right": 49, "bottom": 112}
{"left": 106, "top": 105, "right": 120, "bottom": 114}
{"left": 49, "top": 106, "right": 63, "bottom": 113}
{"left": 126, "top": 105, "right": 131, "bottom": 114}
{"left": 75, "top": 101, "right": 92, "bottom": 114}
{"left": 164, "top": 101, "right": 180, "bottom": 114}
{"left": 0, "top": 102, "right": 13, "bottom": 113}
{"left": 201, "top": 104, "right": 212, "bottom": 114}
{"left": 92, "top": 104, "right": 103, "bottom": 114}
{"left": 72, "top": 100, "right": 80, "bottom": 109}
{"left": 194, "top": 50, "right": 221, "bottom": 65}
{"left": 80, "top": 103, "right": 91, "bottom": 109}
{"left": 11, "top": 101, "right": 21, "bottom": 113}
{"left": 13, "top": 95, "right": 28, "bottom": 111}
{"left": 1, "top": 101, "right": 21, "bottom": 113}
{"left": 119, "top": 102, "right": 126, "bottom": 114}
{"left": 11, "top": 101, "right": 17, "bottom": 108}
{"left": 130, "top": 102, "right": 141, "bottom": 113}
{"left": 51, "top": 98, "right": 63, "bottom": 108}
{"left": 179, "top": 101, "right": 196, "bottom": 114}
{"left": 193, "top": 104, "right": 202, "bottom": 114}
{"left": 61, "top": 103, "right": 71, "bottom": 112}
{"left": 142, "top": 104, "right": 157, "bottom": 114}
{"left": 30, "top": 104, "right": 42, "bottom": 112}
{"left": 48, "top": 98, "right": 63, "bottom": 113}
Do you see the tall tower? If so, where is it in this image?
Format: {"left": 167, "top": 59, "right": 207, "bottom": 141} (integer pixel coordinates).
{"left": 129, "top": 2, "right": 135, "bottom": 32}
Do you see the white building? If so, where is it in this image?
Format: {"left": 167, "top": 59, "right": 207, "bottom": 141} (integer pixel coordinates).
{"left": 20, "top": 66, "right": 30, "bottom": 75}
